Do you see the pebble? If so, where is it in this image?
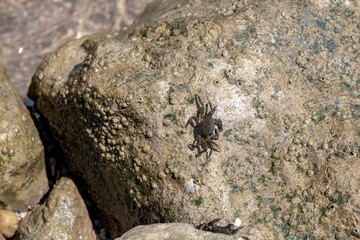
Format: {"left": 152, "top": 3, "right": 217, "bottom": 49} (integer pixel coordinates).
{"left": 0, "top": 209, "right": 19, "bottom": 238}
{"left": 145, "top": 131, "right": 153, "bottom": 138}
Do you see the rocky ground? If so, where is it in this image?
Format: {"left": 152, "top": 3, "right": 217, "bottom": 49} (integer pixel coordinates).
{"left": 1, "top": 0, "right": 360, "bottom": 240}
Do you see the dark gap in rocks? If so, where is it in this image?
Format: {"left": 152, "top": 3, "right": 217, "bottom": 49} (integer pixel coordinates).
{"left": 25, "top": 98, "right": 61, "bottom": 191}
{"left": 24, "top": 97, "right": 113, "bottom": 240}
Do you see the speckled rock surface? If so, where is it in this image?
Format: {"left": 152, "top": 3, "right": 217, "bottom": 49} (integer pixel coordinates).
{"left": 29, "top": 0, "right": 360, "bottom": 239}
{"left": 0, "top": 64, "right": 48, "bottom": 211}
{"left": 14, "top": 177, "right": 96, "bottom": 240}
{"left": 116, "top": 223, "right": 235, "bottom": 240}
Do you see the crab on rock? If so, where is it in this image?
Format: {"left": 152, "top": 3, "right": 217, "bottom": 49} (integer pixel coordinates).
{"left": 196, "top": 218, "right": 245, "bottom": 236}
{"left": 186, "top": 94, "right": 223, "bottom": 159}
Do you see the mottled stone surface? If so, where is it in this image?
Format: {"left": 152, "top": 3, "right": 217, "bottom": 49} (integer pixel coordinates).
{"left": 116, "top": 223, "right": 234, "bottom": 240}
{"left": 0, "top": 64, "right": 48, "bottom": 211}
{"left": 29, "top": 0, "right": 360, "bottom": 239}
{"left": 15, "top": 177, "right": 96, "bottom": 240}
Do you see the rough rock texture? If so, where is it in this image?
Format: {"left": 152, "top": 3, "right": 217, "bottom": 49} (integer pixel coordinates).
{"left": 15, "top": 177, "right": 96, "bottom": 240}
{"left": 0, "top": 64, "right": 48, "bottom": 211}
{"left": 116, "top": 223, "right": 234, "bottom": 240}
{"left": 29, "top": 0, "right": 360, "bottom": 239}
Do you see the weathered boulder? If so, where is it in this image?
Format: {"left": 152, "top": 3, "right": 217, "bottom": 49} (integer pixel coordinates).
{"left": 0, "top": 64, "right": 48, "bottom": 211}
{"left": 15, "top": 177, "right": 96, "bottom": 240}
{"left": 116, "top": 223, "right": 235, "bottom": 240}
{"left": 29, "top": 0, "right": 360, "bottom": 239}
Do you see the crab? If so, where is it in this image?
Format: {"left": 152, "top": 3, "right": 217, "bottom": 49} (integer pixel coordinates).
{"left": 196, "top": 218, "right": 246, "bottom": 237}
{"left": 186, "top": 94, "right": 223, "bottom": 158}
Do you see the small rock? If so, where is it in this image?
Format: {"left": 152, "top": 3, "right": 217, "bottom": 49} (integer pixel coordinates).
{"left": 0, "top": 209, "right": 19, "bottom": 238}
{"left": 15, "top": 177, "right": 96, "bottom": 240}
{"left": 116, "top": 223, "right": 234, "bottom": 240}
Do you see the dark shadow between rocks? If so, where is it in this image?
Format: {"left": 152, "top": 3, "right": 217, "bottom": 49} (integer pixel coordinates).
{"left": 24, "top": 99, "right": 113, "bottom": 240}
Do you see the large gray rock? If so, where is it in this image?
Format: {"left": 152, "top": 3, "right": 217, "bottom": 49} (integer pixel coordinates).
{"left": 29, "top": 0, "right": 360, "bottom": 239}
{"left": 116, "top": 223, "right": 235, "bottom": 240}
{"left": 15, "top": 177, "right": 96, "bottom": 240}
{"left": 0, "top": 64, "right": 48, "bottom": 211}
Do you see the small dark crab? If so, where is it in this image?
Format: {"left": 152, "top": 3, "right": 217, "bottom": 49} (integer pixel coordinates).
{"left": 196, "top": 218, "right": 246, "bottom": 236}
{"left": 186, "top": 94, "right": 223, "bottom": 159}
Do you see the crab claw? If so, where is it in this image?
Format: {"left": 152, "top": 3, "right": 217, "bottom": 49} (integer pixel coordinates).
{"left": 215, "top": 119, "right": 223, "bottom": 132}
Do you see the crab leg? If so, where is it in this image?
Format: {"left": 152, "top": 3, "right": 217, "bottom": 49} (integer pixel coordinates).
{"left": 209, "top": 140, "right": 220, "bottom": 152}
{"left": 206, "top": 148, "right": 213, "bottom": 159}
{"left": 187, "top": 144, "right": 195, "bottom": 151}
{"left": 205, "top": 101, "right": 214, "bottom": 116}
{"left": 209, "top": 131, "right": 219, "bottom": 140}
{"left": 194, "top": 94, "right": 203, "bottom": 109}
{"left": 208, "top": 105, "right": 217, "bottom": 117}
{"left": 185, "top": 116, "right": 198, "bottom": 128}
{"left": 214, "top": 119, "right": 223, "bottom": 132}
{"left": 195, "top": 148, "right": 207, "bottom": 158}
{"left": 208, "top": 218, "right": 221, "bottom": 226}
{"left": 195, "top": 94, "right": 205, "bottom": 119}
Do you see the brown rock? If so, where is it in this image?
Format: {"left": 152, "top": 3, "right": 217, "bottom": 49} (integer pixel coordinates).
{"left": 29, "top": 0, "right": 360, "bottom": 239}
{"left": 15, "top": 177, "right": 96, "bottom": 240}
{"left": 0, "top": 209, "right": 19, "bottom": 238}
{"left": 116, "top": 223, "right": 234, "bottom": 240}
{"left": 0, "top": 64, "right": 48, "bottom": 211}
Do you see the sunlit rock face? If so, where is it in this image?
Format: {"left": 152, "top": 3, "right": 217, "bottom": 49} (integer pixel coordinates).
{"left": 29, "top": 0, "right": 360, "bottom": 238}
{"left": 116, "top": 223, "right": 234, "bottom": 240}
{"left": 0, "top": 64, "right": 48, "bottom": 211}
{"left": 15, "top": 177, "right": 96, "bottom": 240}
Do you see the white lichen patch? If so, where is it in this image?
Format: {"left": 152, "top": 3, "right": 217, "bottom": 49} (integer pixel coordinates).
{"left": 184, "top": 178, "right": 196, "bottom": 194}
